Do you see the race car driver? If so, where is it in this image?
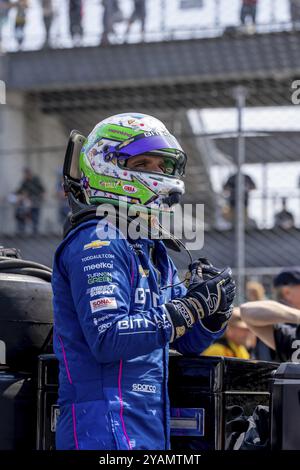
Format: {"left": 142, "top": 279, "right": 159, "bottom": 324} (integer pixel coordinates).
{"left": 52, "top": 112, "right": 236, "bottom": 450}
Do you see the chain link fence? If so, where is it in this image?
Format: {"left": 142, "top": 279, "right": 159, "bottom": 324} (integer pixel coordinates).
{"left": 1, "top": 0, "right": 300, "bottom": 302}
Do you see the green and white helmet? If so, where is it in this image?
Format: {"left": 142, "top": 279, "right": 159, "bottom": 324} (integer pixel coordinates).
{"left": 79, "top": 113, "right": 187, "bottom": 213}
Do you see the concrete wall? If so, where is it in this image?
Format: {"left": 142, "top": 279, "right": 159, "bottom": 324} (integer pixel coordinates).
{"left": 26, "top": 106, "right": 67, "bottom": 234}
{"left": 0, "top": 90, "right": 67, "bottom": 234}
{"left": 0, "top": 91, "right": 27, "bottom": 233}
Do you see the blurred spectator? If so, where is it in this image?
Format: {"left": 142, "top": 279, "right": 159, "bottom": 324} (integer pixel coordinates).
{"left": 14, "top": 0, "right": 28, "bottom": 49}
{"left": 0, "top": 1, "right": 12, "bottom": 51}
{"left": 202, "top": 308, "right": 255, "bottom": 359}
{"left": 223, "top": 172, "right": 256, "bottom": 210}
{"left": 124, "top": 0, "right": 146, "bottom": 42}
{"left": 41, "top": 0, "right": 53, "bottom": 48}
{"left": 240, "top": 0, "right": 257, "bottom": 26}
{"left": 241, "top": 269, "right": 300, "bottom": 362}
{"left": 246, "top": 280, "right": 276, "bottom": 361}
{"left": 13, "top": 191, "right": 32, "bottom": 233}
{"left": 223, "top": 172, "right": 257, "bottom": 227}
{"left": 100, "top": 0, "right": 123, "bottom": 46}
{"left": 241, "top": 300, "right": 300, "bottom": 363}
{"left": 290, "top": 0, "right": 300, "bottom": 28}
{"left": 15, "top": 168, "right": 45, "bottom": 234}
{"left": 69, "top": 0, "right": 83, "bottom": 46}
{"left": 274, "top": 197, "right": 295, "bottom": 230}
{"left": 273, "top": 269, "right": 300, "bottom": 307}
{"left": 246, "top": 280, "right": 265, "bottom": 302}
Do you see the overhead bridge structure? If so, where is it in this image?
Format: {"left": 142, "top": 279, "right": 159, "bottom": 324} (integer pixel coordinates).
{"left": 1, "top": 29, "right": 299, "bottom": 274}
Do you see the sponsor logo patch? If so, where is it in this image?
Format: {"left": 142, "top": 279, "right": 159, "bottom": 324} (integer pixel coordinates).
{"left": 123, "top": 184, "right": 137, "bottom": 194}
{"left": 89, "top": 285, "right": 117, "bottom": 297}
{"left": 93, "top": 314, "right": 115, "bottom": 326}
{"left": 90, "top": 297, "right": 118, "bottom": 313}
{"left": 132, "top": 384, "right": 157, "bottom": 394}
{"left": 83, "top": 240, "right": 111, "bottom": 251}
{"left": 82, "top": 253, "right": 115, "bottom": 262}
{"left": 97, "top": 322, "right": 113, "bottom": 334}
{"left": 83, "top": 262, "right": 113, "bottom": 272}
{"left": 87, "top": 272, "right": 113, "bottom": 284}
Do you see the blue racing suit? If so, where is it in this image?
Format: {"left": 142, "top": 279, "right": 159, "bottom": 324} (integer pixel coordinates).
{"left": 52, "top": 218, "right": 224, "bottom": 450}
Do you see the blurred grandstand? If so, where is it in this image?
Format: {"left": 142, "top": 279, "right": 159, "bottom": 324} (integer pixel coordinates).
{"left": 0, "top": 0, "right": 300, "bottom": 302}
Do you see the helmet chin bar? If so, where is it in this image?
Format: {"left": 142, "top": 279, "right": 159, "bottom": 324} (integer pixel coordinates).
{"left": 162, "top": 190, "right": 182, "bottom": 207}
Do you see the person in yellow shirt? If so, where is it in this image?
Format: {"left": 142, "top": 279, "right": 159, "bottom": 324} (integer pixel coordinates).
{"left": 202, "top": 308, "right": 254, "bottom": 359}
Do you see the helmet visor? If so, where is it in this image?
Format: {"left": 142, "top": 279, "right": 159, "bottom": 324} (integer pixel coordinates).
{"left": 103, "top": 134, "right": 187, "bottom": 177}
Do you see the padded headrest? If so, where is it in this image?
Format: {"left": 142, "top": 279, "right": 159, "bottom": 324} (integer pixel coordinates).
{"left": 63, "top": 130, "right": 86, "bottom": 181}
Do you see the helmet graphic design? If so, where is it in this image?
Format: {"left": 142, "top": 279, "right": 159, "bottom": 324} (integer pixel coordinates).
{"left": 79, "top": 113, "right": 187, "bottom": 213}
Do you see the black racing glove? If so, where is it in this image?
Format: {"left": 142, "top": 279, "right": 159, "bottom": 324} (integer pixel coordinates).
{"left": 188, "top": 258, "right": 236, "bottom": 332}
{"left": 164, "top": 258, "right": 236, "bottom": 342}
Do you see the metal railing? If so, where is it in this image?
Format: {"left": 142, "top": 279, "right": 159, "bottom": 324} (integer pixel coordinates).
{"left": 0, "top": 0, "right": 297, "bottom": 53}
{"left": 0, "top": 188, "right": 299, "bottom": 236}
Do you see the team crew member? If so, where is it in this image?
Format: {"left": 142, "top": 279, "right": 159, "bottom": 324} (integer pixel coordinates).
{"left": 241, "top": 269, "right": 300, "bottom": 362}
{"left": 52, "top": 113, "right": 236, "bottom": 450}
